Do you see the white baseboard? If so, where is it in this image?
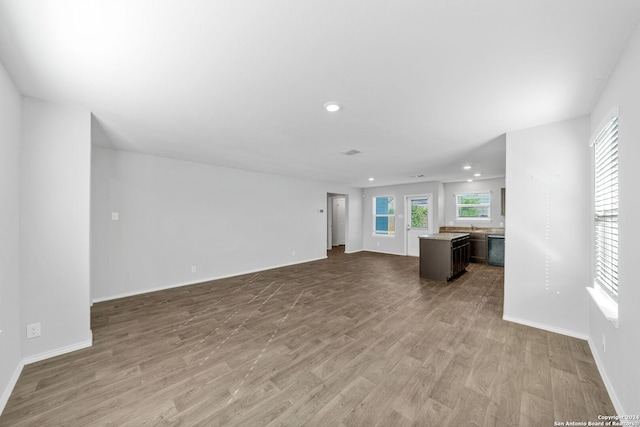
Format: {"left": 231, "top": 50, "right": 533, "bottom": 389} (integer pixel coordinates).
{"left": 502, "top": 315, "right": 589, "bottom": 341}
{"left": 362, "top": 249, "right": 405, "bottom": 256}
{"left": 0, "top": 361, "right": 24, "bottom": 416}
{"left": 1, "top": 334, "right": 93, "bottom": 416}
{"left": 344, "top": 249, "right": 363, "bottom": 254}
{"left": 22, "top": 335, "right": 93, "bottom": 366}
{"left": 587, "top": 338, "right": 624, "bottom": 417}
{"left": 92, "top": 256, "right": 328, "bottom": 303}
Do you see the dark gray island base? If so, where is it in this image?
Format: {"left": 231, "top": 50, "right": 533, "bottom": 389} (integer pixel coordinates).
{"left": 419, "top": 233, "right": 470, "bottom": 281}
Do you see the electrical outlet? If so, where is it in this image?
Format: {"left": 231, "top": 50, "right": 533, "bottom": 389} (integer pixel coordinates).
{"left": 191, "top": 266, "right": 196, "bottom": 273}
{"left": 27, "top": 323, "right": 41, "bottom": 339}
{"left": 112, "top": 212, "right": 119, "bottom": 221}
{"left": 292, "top": 251, "right": 296, "bottom": 256}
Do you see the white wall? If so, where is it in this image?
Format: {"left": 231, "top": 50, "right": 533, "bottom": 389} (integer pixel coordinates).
{"left": 363, "top": 182, "right": 444, "bottom": 255}
{"left": 20, "top": 98, "right": 92, "bottom": 359}
{"left": 0, "top": 60, "right": 22, "bottom": 413}
{"left": 504, "top": 116, "right": 590, "bottom": 338}
{"left": 91, "top": 147, "right": 363, "bottom": 301}
{"left": 443, "top": 177, "right": 506, "bottom": 228}
{"left": 588, "top": 22, "right": 640, "bottom": 416}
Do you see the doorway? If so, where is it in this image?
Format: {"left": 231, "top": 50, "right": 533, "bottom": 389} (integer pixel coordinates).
{"left": 405, "top": 194, "right": 433, "bottom": 256}
{"left": 327, "top": 194, "right": 348, "bottom": 251}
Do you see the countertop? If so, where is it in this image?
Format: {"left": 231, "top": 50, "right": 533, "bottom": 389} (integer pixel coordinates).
{"left": 439, "top": 226, "right": 505, "bottom": 235}
{"left": 419, "top": 232, "right": 470, "bottom": 241}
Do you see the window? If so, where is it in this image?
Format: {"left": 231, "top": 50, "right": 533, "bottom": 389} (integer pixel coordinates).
{"left": 456, "top": 192, "right": 490, "bottom": 219}
{"left": 410, "top": 198, "right": 429, "bottom": 229}
{"left": 373, "top": 196, "right": 395, "bottom": 236}
{"left": 593, "top": 116, "right": 619, "bottom": 299}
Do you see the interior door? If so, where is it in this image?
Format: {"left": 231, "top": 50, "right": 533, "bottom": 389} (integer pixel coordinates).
{"left": 406, "top": 196, "right": 431, "bottom": 256}
{"left": 332, "top": 198, "right": 346, "bottom": 245}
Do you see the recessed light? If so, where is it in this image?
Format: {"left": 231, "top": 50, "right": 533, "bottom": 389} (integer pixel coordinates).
{"left": 463, "top": 165, "right": 472, "bottom": 170}
{"left": 467, "top": 179, "right": 473, "bottom": 182}
{"left": 324, "top": 102, "right": 342, "bottom": 112}
{"left": 368, "top": 177, "right": 375, "bottom": 181}
{"left": 474, "top": 173, "right": 482, "bottom": 177}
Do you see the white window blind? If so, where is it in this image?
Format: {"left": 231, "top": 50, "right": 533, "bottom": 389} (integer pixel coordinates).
{"left": 455, "top": 192, "right": 490, "bottom": 219}
{"left": 593, "top": 116, "right": 619, "bottom": 299}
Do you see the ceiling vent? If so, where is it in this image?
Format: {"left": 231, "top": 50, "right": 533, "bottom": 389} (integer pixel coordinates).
{"left": 341, "top": 149, "right": 362, "bottom": 156}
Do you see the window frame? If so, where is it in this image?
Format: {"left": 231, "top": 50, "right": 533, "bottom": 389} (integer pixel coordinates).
{"left": 372, "top": 195, "right": 396, "bottom": 237}
{"left": 455, "top": 191, "right": 491, "bottom": 221}
{"left": 592, "top": 114, "right": 619, "bottom": 301}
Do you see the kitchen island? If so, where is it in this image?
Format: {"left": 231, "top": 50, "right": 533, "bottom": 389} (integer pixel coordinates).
{"left": 419, "top": 233, "right": 470, "bottom": 281}
{"left": 438, "top": 227, "right": 505, "bottom": 264}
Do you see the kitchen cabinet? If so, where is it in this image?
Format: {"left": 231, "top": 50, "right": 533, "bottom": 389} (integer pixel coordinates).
{"left": 419, "top": 233, "right": 470, "bottom": 281}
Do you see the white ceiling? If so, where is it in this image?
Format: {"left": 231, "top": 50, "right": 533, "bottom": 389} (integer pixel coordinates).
{"left": 1, "top": 1, "right": 639, "bottom": 187}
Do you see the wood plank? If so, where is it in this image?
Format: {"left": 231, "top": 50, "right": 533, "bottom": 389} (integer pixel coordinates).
{"left": 484, "top": 357, "right": 525, "bottom": 426}
{"left": 551, "top": 367, "right": 588, "bottom": 422}
{"left": 342, "top": 355, "right": 423, "bottom": 426}
{"left": 447, "top": 387, "right": 490, "bottom": 427}
{"left": 464, "top": 339, "right": 504, "bottom": 397}
{"left": 523, "top": 343, "right": 553, "bottom": 401}
{"left": 304, "top": 376, "right": 376, "bottom": 426}
{"left": 429, "top": 354, "right": 473, "bottom": 409}
{"left": 391, "top": 349, "right": 453, "bottom": 421}
{"left": 519, "top": 391, "right": 555, "bottom": 427}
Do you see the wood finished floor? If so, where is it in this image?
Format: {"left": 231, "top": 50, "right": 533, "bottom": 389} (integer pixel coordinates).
{"left": 1, "top": 248, "right": 615, "bottom": 426}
